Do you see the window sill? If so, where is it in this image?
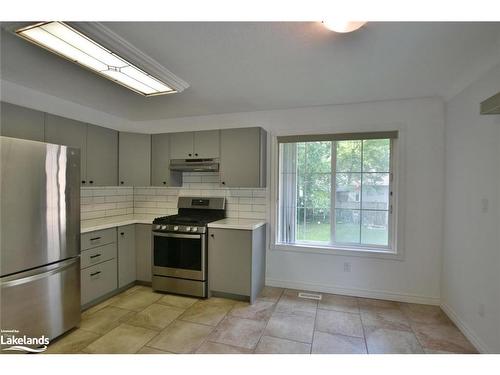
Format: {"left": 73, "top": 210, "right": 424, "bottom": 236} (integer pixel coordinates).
{"left": 271, "top": 242, "right": 404, "bottom": 260}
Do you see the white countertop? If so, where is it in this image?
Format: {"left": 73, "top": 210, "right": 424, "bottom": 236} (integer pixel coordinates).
{"left": 81, "top": 215, "right": 155, "bottom": 233}
{"left": 81, "top": 216, "right": 266, "bottom": 233}
{"left": 207, "top": 218, "right": 266, "bottom": 231}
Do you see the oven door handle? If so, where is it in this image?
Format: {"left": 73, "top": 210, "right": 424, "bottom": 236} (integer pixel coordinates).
{"left": 153, "top": 232, "right": 203, "bottom": 239}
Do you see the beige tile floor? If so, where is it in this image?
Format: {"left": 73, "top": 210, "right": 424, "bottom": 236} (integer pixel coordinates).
{"left": 45, "top": 285, "right": 478, "bottom": 354}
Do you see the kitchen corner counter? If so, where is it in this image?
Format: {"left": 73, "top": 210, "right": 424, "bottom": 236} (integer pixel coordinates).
{"left": 81, "top": 215, "right": 155, "bottom": 233}
{"left": 207, "top": 218, "right": 266, "bottom": 231}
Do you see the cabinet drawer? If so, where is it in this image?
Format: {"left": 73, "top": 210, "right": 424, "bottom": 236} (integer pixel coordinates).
{"left": 81, "top": 228, "right": 116, "bottom": 250}
{"left": 81, "top": 259, "right": 117, "bottom": 306}
{"left": 81, "top": 243, "right": 117, "bottom": 269}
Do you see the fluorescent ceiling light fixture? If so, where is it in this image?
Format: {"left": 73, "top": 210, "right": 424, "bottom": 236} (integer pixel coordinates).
{"left": 16, "top": 22, "right": 176, "bottom": 96}
{"left": 322, "top": 21, "right": 367, "bottom": 33}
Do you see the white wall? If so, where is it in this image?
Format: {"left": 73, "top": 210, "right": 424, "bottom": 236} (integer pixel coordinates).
{"left": 441, "top": 63, "right": 500, "bottom": 353}
{"left": 141, "top": 97, "right": 446, "bottom": 305}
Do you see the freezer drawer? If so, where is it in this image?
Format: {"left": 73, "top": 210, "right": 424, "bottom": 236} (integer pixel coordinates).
{"left": 81, "top": 243, "right": 117, "bottom": 269}
{"left": 81, "top": 228, "right": 116, "bottom": 251}
{"left": 81, "top": 258, "right": 117, "bottom": 306}
{"left": 0, "top": 258, "right": 81, "bottom": 342}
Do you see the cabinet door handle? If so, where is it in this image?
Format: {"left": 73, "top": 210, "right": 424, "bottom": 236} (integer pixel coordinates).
{"left": 221, "top": 181, "right": 225, "bottom": 185}
{"left": 120, "top": 181, "right": 124, "bottom": 185}
{"left": 120, "top": 232, "right": 124, "bottom": 236}
{"left": 210, "top": 234, "right": 214, "bottom": 238}
{"left": 90, "top": 271, "right": 101, "bottom": 277}
{"left": 195, "top": 153, "right": 198, "bottom": 156}
{"left": 163, "top": 181, "right": 166, "bottom": 185}
{"left": 81, "top": 180, "right": 86, "bottom": 184}
{"left": 90, "top": 236, "right": 101, "bottom": 242}
{"left": 188, "top": 153, "right": 192, "bottom": 157}
{"left": 89, "top": 180, "right": 94, "bottom": 184}
{"left": 90, "top": 254, "right": 101, "bottom": 259}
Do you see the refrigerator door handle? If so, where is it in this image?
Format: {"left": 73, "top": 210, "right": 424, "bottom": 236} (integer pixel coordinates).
{"left": 0, "top": 257, "right": 79, "bottom": 288}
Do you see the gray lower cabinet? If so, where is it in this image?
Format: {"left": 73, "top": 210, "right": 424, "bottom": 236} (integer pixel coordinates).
{"left": 220, "top": 127, "right": 267, "bottom": 188}
{"left": 135, "top": 224, "right": 152, "bottom": 282}
{"left": 86, "top": 124, "right": 118, "bottom": 186}
{"left": 81, "top": 259, "right": 118, "bottom": 306}
{"left": 0, "top": 102, "right": 45, "bottom": 142}
{"left": 81, "top": 228, "right": 116, "bottom": 250}
{"left": 208, "top": 225, "right": 266, "bottom": 303}
{"left": 44, "top": 113, "right": 88, "bottom": 184}
{"left": 119, "top": 132, "right": 151, "bottom": 186}
{"left": 151, "top": 133, "right": 181, "bottom": 186}
{"left": 80, "top": 228, "right": 118, "bottom": 306}
{"left": 118, "top": 225, "right": 136, "bottom": 288}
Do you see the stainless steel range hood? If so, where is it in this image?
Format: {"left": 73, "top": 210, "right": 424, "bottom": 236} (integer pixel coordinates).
{"left": 480, "top": 92, "right": 500, "bottom": 114}
{"left": 170, "top": 159, "right": 220, "bottom": 172}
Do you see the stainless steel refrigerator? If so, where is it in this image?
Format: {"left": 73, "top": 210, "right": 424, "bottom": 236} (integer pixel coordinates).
{"left": 0, "top": 136, "right": 81, "bottom": 349}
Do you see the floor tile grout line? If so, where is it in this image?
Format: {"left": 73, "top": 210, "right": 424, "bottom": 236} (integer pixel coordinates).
{"left": 310, "top": 296, "right": 319, "bottom": 354}
{"left": 356, "top": 299, "right": 370, "bottom": 354}
{"left": 400, "top": 306, "right": 426, "bottom": 353}
{"left": 251, "top": 289, "right": 282, "bottom": 353}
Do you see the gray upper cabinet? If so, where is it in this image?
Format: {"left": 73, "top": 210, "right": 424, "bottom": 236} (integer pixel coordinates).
{"left": 86, "top": 124, "right": 118, "bottom": 186}
{"left": 170, "top": 130, "right": 220, "bottom": 159}
{"left": 169, "top": 132, "right": 194, "bottom": 159}
{"left": 220, "top": 127, "right": 267, "bottom": 188}
{"left": 1, "top": 102, "right": 45, "bottom": 142}
{"left": 45, "top": 113, "right": 88, "bottom": 184}
{"left": 193, "top": 130, "right": 220, "bottom": 158}
{"left": 119, "top": 132, "right": 151, "bottom": 186}
{"left": 151, "top": 133, "right": 181, "bottom": 186}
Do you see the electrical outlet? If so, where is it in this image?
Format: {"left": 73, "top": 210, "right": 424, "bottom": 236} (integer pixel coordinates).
{"left": 343, "top": 262, "right": 351, "bottom": 272}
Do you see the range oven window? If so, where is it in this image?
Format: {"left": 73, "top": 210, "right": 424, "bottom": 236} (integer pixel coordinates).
{"left": 153, "top": 235, "right": 202, "bottom": 271}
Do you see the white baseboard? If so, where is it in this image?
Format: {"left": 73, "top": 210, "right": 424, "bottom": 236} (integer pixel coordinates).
{"left": 440, "top": 303, "right": 491, "bottom": 354}
{"left": 265, "top": 278, "right": 440, "bottom": 305}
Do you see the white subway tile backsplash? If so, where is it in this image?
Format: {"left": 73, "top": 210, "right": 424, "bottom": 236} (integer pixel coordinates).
{"left": 252, "top": 189, "right": 267, "bottom": 197}
{"left": 81, "top": 189, "right": 93, "bottom": 197}
{"left": 238, "top": 204, "right": 252, "bottom": 211}
{"left": 252, "top": 197, "right": 267, "bottom": 205}
{"left": 252, "top": 204, "right": 267, "bottom": 212}
{"left": 81, "top": 176, "right": 269, "bottom": 225}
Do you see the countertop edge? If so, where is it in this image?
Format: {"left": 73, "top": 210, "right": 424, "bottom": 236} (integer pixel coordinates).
{"left": 81, "top": 219, "right": 153, "bottom": 233}
{"left": 207, "top": 220, "right": 266, "bottom": 231}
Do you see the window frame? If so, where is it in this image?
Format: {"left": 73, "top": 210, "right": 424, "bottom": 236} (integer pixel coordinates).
{"left": 271, "top": 132, "right": 404, "bottom": 260}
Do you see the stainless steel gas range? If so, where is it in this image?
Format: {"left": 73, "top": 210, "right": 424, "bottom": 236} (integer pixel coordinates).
{"left": 151, "top": 197, "right": 225, "bottom": 297}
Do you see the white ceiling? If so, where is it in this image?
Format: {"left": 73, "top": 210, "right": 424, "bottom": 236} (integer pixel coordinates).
{"left": 1, "top": 22, "right": 500, "bottom": 122}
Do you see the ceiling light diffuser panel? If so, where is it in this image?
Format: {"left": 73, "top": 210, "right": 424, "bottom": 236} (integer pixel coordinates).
{"left": 16, "top": 22, "right": 178, "bottom": 96}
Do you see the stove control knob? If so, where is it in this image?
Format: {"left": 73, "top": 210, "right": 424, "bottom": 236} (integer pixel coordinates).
{"left": 185, "top": 227, "right": 191, "bottom": 232}
{"left": 161, "top": 225, "right": 167, "bottom": 230}
{"left": 155, "top": 225, "right": 161, "bottom": 230}
{"left": 192, "top": 227, "right": 198, "bottom": 232}
{"left": 173, "top": 226, "right": 179, "bottom": 231}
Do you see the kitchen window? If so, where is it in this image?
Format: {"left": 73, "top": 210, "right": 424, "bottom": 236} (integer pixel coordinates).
{"left": 277, "top": 131, "right": 398, "bottom": 253}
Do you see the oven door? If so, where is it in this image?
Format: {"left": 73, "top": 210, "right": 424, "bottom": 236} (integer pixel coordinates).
{"left": 152, "top": 232, "right": 206, "bottom": 281}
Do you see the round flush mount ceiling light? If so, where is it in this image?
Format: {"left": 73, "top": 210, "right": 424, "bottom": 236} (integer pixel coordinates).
{"left": 322, "top": 21, "right": 367, "bottom": 33}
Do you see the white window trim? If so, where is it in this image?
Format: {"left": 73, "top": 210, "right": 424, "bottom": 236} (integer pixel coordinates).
{"left": 269, "top": 130, "right": 406, "bottom": 261}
